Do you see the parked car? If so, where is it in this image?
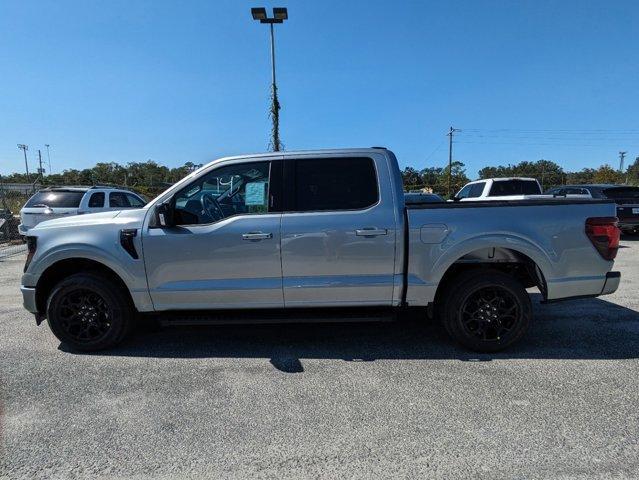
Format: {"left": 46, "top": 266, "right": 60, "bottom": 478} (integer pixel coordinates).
{"left": 18, "top": 186, "right": 146, "bottom": 235}
{"left": 546, "top": 184, "right": 639, "bottom": 234}
{"left": 454, "top": 177, "right": 548, "bottom": 201}
{"left": 404, "top": 192, "right": 445, "bottom": 204}
{"left": 21, "top": 148, "right": 620, "bottom": 352}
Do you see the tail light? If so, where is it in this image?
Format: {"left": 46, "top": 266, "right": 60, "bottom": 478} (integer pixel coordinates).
{"left": 24, "top": 236, "right": 37, "bottom": 272}
{"left": 585, "top": 217, "right": 620, "bottom": 260}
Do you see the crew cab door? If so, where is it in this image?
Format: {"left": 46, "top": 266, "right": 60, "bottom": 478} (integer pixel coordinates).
{"left": 280, "top": 154, "right": 397, "bottom": 307}
{"left": 142, "top": 159, "right": 284, "bottom": 310}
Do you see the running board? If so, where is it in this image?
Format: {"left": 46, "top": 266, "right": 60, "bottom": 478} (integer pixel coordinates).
{"left": 156, "top": 307, "right": 397, "bottom": 327}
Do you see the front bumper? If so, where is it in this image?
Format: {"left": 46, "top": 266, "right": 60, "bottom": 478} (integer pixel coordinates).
{"left": 21, "top": 286, "right": 37, "bottom": 313}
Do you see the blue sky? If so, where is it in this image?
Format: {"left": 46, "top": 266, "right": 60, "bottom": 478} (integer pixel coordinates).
{"left": 1, "top": 0, "right": 638, "bottom": 178}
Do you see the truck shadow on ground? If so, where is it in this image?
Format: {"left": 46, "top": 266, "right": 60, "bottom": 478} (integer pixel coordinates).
{"left": 65, "top": 293, "right": 639, "bottom": 371}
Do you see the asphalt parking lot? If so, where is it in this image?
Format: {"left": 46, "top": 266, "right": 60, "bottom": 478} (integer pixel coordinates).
{"left": 1, "top": 238, "right": 638, "bottom": 479}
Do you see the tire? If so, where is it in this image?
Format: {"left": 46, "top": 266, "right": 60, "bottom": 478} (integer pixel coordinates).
{"left": 441, "top": 269, "right": 532, "bottom": 352}
{"left": 46, "top": 272, "right": 133, "bottom": 351}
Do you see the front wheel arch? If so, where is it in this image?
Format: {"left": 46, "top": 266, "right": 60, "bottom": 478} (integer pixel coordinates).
{"left": 36, "top": 258, "right": 135, "bottom": 316}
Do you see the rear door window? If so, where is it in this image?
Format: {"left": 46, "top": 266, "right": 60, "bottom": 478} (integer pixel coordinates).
{"left": 602, "top": 187, "right": 639, "bottom": 200}
{"left": 289, "top": 157, "right": 378, "bottom": 212}
{"left": 468, "top": 182, "right": 486, "bottom": 198}
{"left": 25, "top": 190, "right": 84, "bottom": 208}
{"left": 489, "top": 180, "right": 541, "bottom": 196}
{"left": 109, "top": 192, "right": 131, "bottom": 208}
{"left": 88, "top": 192, "right": 105, "bottom": 208}
{"left": 564, "top": 188, "right": 590, "bottom": 195}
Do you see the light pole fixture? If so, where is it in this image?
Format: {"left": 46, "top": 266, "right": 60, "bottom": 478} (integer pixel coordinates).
{"left": 45, "top": 144, "right": 52, "bottom": 174}
{"left": 17, "top": 144, "right": 30, "bottom": 181}
{"left": 251, "top": 7, "right": 288, "bottom": 152}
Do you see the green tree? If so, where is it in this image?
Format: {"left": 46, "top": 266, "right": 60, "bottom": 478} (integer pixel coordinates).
{"left": 479, "top": 159, "right": 564, "bottom": 190}
{"left": 592, "top": 164, "right": 624, "bottom": 184}
{"left": 626, "top": 157, "right": 639, "bottom": 185}
{"left": 401, "top": 167, "right": 421, "bottom": 190}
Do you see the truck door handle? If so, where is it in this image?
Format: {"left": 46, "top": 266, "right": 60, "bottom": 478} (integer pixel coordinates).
{"left": 355, "top": 228, "right": 388, "bottom": 237}
{"left": 242, "top": 232, "right": 273, "bottom": 241}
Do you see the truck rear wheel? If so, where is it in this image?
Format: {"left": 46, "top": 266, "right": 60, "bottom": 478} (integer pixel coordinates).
{"left": 442, "top": 270, "right": 531, "bottom": 352}
{"left": 46, "top": 273, "right": 133, "bottom": 351}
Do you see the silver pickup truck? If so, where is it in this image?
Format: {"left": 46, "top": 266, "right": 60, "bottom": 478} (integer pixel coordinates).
{"left": 20, "top": 148, "right": 621, "bottom": 352}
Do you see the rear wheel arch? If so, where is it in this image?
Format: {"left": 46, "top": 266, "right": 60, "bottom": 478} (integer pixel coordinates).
{"left": 433, "top": 246, "right": 547, "bottom": 311}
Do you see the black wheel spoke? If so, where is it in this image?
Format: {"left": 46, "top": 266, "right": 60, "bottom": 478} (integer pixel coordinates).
{"left": 53, "top": 288, "right": 113, "bottom": 343}
{"left": 459, "top": 285, "right": 521, "bottom": 342}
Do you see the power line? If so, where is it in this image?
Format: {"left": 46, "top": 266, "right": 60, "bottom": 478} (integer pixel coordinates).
{"left": 460, "top": 128, "right": 639, "bottom": 134}
{"left": 456, "top": 140, "right": 639, "bottom": 147}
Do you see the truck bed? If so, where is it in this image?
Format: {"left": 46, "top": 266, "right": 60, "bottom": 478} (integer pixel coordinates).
{"left": 404, "top": 198, "right": 617, "bottom": 305}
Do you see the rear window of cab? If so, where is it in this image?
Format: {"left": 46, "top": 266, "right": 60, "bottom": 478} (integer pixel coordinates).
{"left": 25, "top": 191, "right": 85, "bottom": 208}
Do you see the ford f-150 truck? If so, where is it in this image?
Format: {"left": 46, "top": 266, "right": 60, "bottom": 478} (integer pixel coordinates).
{"left": 20, "top": 148, "right": 621, "bottom": 352}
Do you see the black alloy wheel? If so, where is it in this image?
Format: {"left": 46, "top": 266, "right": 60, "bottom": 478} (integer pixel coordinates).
{"left": 442, "top": 270, "right": 532, "bottom": 352}
{"left": 47, "top": 272, "right": 133, "bottom": 351}
{"left": 459, "top": 286, "right": 520, "bottom": 342}
{"left": 55, "top": 288, "right": 113, "bottom": 343}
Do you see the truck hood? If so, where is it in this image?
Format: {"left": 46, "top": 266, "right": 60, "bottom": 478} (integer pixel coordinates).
{"left": 32, "top": 208, "right": 148, "bottom": 232}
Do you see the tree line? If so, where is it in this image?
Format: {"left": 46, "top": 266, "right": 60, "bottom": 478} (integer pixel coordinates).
{"left": 1, "top": 156, "right": 639, "bottom": 200}
{"left": 402, "top": 157, "right": 639, "bottom": 197}
{"left": 0, "top": 160, "right": 203, "bottom": 198}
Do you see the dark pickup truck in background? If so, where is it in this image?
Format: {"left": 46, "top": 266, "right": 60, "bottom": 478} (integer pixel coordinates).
{"left": 546, "top": 184, "right": 639, "bottom": 234}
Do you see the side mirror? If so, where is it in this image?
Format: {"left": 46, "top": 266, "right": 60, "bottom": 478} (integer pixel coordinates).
{"left": 452, "top": 196, "right": 461, "bottom": 202}
{"left": 156, "top": 201, "right": 174, "bottom": 227}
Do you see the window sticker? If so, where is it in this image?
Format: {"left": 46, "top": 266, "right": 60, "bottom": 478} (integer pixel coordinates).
{"left": 245, "top": 182, "right": 267, "bottom": 206}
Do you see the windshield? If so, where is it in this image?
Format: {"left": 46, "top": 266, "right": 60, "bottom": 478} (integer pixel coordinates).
{"left": 24, "top": 190, "right": 84, "bottom": 208}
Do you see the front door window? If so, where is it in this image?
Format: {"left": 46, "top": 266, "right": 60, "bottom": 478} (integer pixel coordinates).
{"left": 173, "top": 162, "right": 271, "bottom": 225}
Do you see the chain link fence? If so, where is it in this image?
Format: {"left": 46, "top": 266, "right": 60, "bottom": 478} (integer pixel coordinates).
{"left": 0, "top": 184, "right": 33, "bottom": 259}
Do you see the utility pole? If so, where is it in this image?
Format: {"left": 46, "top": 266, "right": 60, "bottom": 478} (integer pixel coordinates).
{"left": 619, "top": 151, "right": 627, "bottom": 172}
{"left": 17, "top": 144, "right": 30, "bottom": 181}
{"left": 447, "top": 127, "right": 461, "bottom": 197}
{"left": 37, "top": 150, "right": 45, "bottom": 182}
{"left": 251, "top": 7, "right": 288, "bottom": 152}
{"left": 45, "top": 144, "right": 52, "bottom": 173}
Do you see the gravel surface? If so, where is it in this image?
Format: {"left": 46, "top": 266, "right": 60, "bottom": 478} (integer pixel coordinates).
{"left": 1, "top": 238, "right": 638, "bottom": 479}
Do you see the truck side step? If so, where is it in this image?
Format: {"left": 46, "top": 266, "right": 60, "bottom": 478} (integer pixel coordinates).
{"left": 156, "top": 307, "right": 397, "bottom": 327}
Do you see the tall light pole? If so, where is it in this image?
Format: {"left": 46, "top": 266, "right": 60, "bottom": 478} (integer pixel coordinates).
{"left": 17, "top": 144, "right": 30, "bottom": 181}
{"left": 251, "top": 7, "right": 288, "bottom": 152}
{"left": 45, "top": 144, "right": 52, "bottom": 173}
{"left": 619, "top": 151, "right": 627, "bottom": 172}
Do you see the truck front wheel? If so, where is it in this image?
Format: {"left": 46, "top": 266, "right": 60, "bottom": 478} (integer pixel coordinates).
{"left": 46, "top": 273, "right": 133, "bottom": 351}
{"left": 442, "top": 270, "right": 532, "bottom": 352}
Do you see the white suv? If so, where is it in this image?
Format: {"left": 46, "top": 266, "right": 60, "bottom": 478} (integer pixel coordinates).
{"left": 19, "top": 186, "right": 146, "bottom": 235}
